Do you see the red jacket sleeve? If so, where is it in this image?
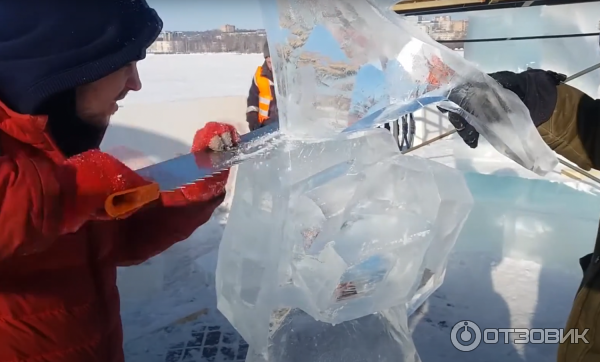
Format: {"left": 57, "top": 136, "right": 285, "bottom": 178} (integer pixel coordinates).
{"left": 0, "top": 155, "right": 63, "bottom": 260}
{"left": 108, "top": 194, "right": 225, "bottom": 266}
{"left": 1, "top": 146, "right": 225, "bottom": 265}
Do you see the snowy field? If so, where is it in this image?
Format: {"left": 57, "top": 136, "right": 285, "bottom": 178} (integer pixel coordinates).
{"left": 101, "top": 53, "right": 600, "bottom": 362}
{"left": 122, "top": 53, "right": 265, "bottom": 105}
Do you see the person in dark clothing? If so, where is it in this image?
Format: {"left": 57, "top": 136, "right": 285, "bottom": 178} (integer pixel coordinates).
{"left": 446, "top": 68, "right": 600, "bottom": 362}
{"left": 246, "top": 41, "right": 279, "bottom": 131}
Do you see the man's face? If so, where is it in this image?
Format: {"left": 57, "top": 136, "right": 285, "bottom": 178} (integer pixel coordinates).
{"left": 75, "top": 61, "right": 142, "bottom": 126}
{"left": 266, "top": 56, "right": 272, "bottom": 71}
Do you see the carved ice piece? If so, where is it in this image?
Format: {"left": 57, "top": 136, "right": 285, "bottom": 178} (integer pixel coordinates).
{"left": 216, "top": 129, "right": 473, "bottom": 361}
{"left": 258, "top": 0, "right": 557, "bottom": 175}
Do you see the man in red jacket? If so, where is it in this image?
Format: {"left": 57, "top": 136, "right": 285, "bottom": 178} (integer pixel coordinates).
{"left": 0, "top": 1, "right": 239, "bottom": 361}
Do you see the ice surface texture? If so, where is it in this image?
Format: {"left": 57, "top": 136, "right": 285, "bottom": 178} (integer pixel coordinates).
{"left": 216, "top": 129, "right": 473, "bottom": 361}
{"left": 258, "top": 0, "right": 557, "bottom": 175}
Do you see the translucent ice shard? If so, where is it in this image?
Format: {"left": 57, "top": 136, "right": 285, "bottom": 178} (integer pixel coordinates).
{"left": 259, "top": 0, "right": 558, "bottom": 175}
{"left": 216, "top": 128, "right": 473, "bottom": 361}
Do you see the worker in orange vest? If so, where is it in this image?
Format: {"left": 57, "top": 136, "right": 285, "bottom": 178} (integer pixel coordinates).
{"left": 246, "top": 41, "right": 278, "bottom": 131}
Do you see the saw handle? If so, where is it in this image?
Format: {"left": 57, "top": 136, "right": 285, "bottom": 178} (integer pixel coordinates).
{"left": 104, "top": 182, "right": 160, "bottom": 218}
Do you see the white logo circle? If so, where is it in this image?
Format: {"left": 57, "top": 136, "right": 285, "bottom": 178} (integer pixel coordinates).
{"left": 451, "top": 320, "right": 482, "bottom": 352}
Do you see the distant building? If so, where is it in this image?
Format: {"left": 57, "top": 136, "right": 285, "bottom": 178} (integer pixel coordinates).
{"left": 402, "top": 15, "right": 468, "bottom": 40}
{"left": 433, "top": 15, "right": 450, "bottom": 22}
{"left": 438, "top": 19, "right": 453, "bottom": 31}
{"left": 158, "top": 31, "right": 173, "bottom": 41}
{"left": 148, "top": 40, "right": 173, "bottom": 54}
{"left": 232, "top": 31, "right": 251, "bottom": 35}
{"left": 148, "top": 39, "right": 185, "bottom": 54}
{"left": 452, "top": 20, "right": 468, "bottom": 33}
{"left": 432, "top": 32, "right": 457, "bottom": 41}
{"left": 221, "top": 24, "right": 235, "bottom": 33}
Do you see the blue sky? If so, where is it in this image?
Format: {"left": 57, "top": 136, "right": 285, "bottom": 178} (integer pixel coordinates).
{"left": 147, "top": 0, "right": 264, "bottom": 31}
{"left": 146, "top": 0, "right": 467, "bottom": 31}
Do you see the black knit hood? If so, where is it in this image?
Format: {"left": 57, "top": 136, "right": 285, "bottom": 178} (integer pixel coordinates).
{"left": 0, "top": 0, "right": 163, "bottom": 116}
{"left": 0, "top": 0, "right": 163, "bottom": 156}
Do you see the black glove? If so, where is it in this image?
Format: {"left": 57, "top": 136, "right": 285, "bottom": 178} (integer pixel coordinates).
{"left": 440, "top": 69, "right": 566, "bottom": 149}
{"left": 445, "top": 109, "right": 480, "bottom": 148}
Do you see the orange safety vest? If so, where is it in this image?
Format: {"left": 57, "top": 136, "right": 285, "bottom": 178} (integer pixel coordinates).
{"left": 253, "top": 66, "right": 273, "bottom": 123}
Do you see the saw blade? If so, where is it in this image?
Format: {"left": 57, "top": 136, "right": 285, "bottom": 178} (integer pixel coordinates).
{"left": 135, "top": 122, "right": 280, "bottom": 191}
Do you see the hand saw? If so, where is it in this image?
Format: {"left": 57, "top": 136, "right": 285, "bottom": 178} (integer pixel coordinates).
{"left": 103, "top": 105, "right": 416, "bottom": 218}
{"left": 103, "top": 95, "right": 457, "bottom": 218}
{"left": 104, "top": 122, "right": 280, "bottom": 217}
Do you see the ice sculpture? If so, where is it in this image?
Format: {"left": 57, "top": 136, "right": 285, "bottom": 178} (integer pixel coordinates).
{"left": 216, "top": 128, "right": 473, "bottom": 361}
{"left": 215, "top": 0, "right": 570, "bottom": 361}
{"left": 259, "top": 0, "right": 557, "bottom": 175}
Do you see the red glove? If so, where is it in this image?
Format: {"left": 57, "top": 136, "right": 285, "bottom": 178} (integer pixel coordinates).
{"left": 160, "top": 122, "right": 240, "bottom": 207}
{"left": 58, "top": 149, "right": 154, "bottom": 234}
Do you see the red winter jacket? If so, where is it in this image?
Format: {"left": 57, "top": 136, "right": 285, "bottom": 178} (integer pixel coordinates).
{"left": 0, "top": 101, "right": 222, "bottom": 362}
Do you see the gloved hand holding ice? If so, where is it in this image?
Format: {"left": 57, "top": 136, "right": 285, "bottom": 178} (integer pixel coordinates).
{"left": 258, "top": 0, "right": 557, "bottom": 174}
{"left": 216, "top": 129, "right": 473, "bottom": 361}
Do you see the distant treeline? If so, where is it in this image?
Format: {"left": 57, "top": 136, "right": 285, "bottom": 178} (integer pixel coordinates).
{"left": 157, "top": 32, "right": 464, "bottom": 54}
{"left": 168, "top": 32, "right": 267, "bottom": 54}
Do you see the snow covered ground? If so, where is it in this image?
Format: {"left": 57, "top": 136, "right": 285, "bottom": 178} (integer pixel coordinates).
{"left": 101, "top": 53, "right": 600, "bottom": 362}
{"left": 121, "top": 53, "right": 265, "bottom": 106}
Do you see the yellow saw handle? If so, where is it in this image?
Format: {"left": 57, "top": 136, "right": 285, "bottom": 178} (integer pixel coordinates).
{"left": 104, "top": 182, "right": 161, "bottom": 218}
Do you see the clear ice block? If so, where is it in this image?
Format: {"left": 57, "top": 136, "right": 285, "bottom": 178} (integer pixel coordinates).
{"left": 259, "top": 0, "right": 558, "bottom": 175}
{"left": 216, "top": 128, "right": 473, "bottom": 361}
